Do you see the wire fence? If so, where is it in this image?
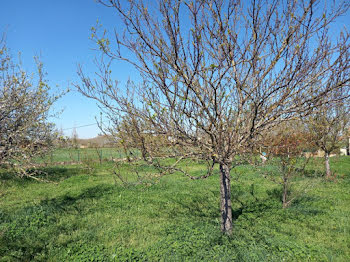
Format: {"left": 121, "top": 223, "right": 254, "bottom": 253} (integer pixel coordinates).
{"left": 36, "top": 148, "right": 141, "bottom": 164}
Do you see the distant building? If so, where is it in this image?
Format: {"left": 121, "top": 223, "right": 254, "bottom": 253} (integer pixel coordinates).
{"left": 340, "top": 148, "right": 347, "bottom": 156}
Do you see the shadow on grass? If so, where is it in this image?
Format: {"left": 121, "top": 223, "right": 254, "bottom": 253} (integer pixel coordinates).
{"left": 39, "top": 183, "right": 116, "bottom": 213}
{"left": 39, "top": 166, "right": 84, "bottom": 182}
{"left": 162, "top": 186, "right": 273, "bottom": 222}
{"left": 163, "top": 191, "right": 273, "bottom": 222}
{"left": 266, "top": 187, "right": 324, "bottom": 215}
{"left": 165, "top": 194, "right": 220, "bottom": 220}
{"left": 0, "top": 166, "right": 83, "bottom": 184}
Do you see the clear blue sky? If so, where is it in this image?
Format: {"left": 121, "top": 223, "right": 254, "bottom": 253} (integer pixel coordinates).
{"left": 1, "top": 1, "right": 349, "bottom": 138}
{"left": 1, "top": 0, "right": 136, "bottom": 138}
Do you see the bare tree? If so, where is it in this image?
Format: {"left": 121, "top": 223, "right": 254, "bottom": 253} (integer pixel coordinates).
{"left": 76, "top": 0, "right": 350, "bottom": 234}
{"left": 0, "top": 36, "right": 59, "bottom": 178}
{"left": 305, "top": 92, "right": 350, "bottom": 179}
{"left": 71, "top": 126, "right": 79, "bottom": 149}
{"left": 260, "top": 121, "right": 316, "bottom": 208}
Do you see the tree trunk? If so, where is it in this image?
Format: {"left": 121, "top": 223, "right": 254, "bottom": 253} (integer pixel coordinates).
{"left": 281, "top": 162, "right": 290, "bottom": 208}
{"left": 219, "top": 163, "right": 233, "bottom": 235}
{"left": 324, "top": 152, "right": 331, "bottom": 179}
{"left": 282, "top": 176, "right": 289, "bottom": 209}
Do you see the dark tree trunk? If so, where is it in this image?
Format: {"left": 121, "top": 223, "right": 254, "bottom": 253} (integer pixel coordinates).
{"left": 324, "top": 152, "right": 331, "bottom": 179}
{"left": 219, "top": 163, "right": 233, "bottom": 235}
{"left": 282, "top": 176, "right": 289, "bottom": 208}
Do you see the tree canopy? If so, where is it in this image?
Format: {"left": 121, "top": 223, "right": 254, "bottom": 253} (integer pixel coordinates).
{"left": 0, "top": 36, "right": 58, "bottom": 177}
{"left": 77, "top": 0, "right": 350, "bottom": 234}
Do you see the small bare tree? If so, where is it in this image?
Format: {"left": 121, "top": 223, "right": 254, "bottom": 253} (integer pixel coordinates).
{"left": 71, "top": 127, "right": 79, "bottom": 149}
{"left": 77, "top": 0, "right": 350, "bottom": 234}
{"left": 260, "top": 121, "right": 316, "bottom": 208}
{"left": 305, "top": 93, "right": 350, "bottom": 179}
{"left": 0, "top": 36, "right": 59, "bottom": 179}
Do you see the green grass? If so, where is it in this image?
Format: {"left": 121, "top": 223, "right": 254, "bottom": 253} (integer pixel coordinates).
{"left": 34, "top": 147, "right": 140, "bottom": 164}
{"left": 0, "top": 155, "right": 349, "bottom": 261}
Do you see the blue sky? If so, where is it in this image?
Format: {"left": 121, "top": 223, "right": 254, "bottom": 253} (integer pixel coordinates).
{"left": 1, "top": 0, "right": 349, "bottom": 138}
{"left": 1, "top": 0, "right": 136, "bottom": 138}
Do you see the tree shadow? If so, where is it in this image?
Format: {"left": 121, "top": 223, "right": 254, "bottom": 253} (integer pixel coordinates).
{"left": 164, "top": 192, "right": 220, "bottom": 220}
{"left": 38, "top": 183, "right": 116, "bottom": 213}
{"left": 38, "top": 166, "right": 83, "bottom": 182}
{"left": 288, "top": 195, "right": 325, "bottom": 216}
{"left": 265, "top": 187, "right": 324, "bottom": 216}
{"left": 0, "top": 166, "right": 83, "bottom": 184}
{"left": 163, "top": 189, "right": 262, "bottom": 222}
{"left": 232, "top": 207, "right": 244, "bottom": 220}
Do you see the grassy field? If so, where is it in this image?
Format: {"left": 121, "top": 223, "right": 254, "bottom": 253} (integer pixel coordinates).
{"left": 0, "top": 152, "right": 349, "bottom": 261}
{"left": 35, "top": 148, "right": 134, "bottom": 163}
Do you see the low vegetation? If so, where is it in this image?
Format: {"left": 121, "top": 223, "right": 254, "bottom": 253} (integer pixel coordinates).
{"left": 0, "top": 151, "right": 349, "bottom": 261}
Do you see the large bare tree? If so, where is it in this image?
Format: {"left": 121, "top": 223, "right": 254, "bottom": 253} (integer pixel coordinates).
{"left": 0, "top": 36, "right": 58, "bottom": 178}
{"left": 77, "top": 0, "right": 350, "bottom": 234}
